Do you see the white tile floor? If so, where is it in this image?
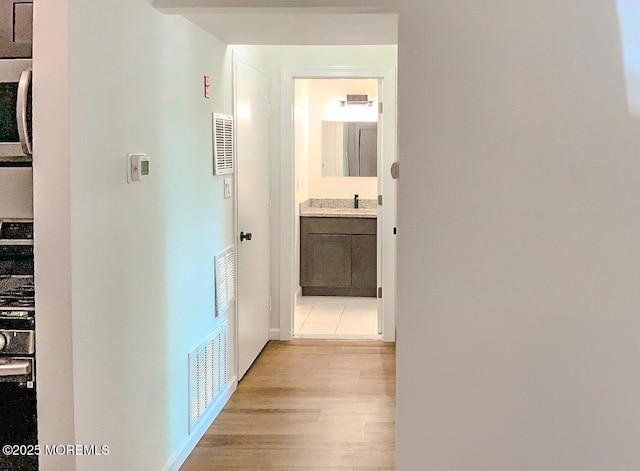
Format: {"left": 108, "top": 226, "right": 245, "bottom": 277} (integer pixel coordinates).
{"left": 294, "top": 296, "right": 380, "bottom": 339}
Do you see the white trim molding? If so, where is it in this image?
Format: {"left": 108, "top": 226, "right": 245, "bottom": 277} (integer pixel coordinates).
{"left": 270, "top": 328, "right": 281, "bottom": 340}
{"left": 162, "top": 377, "right": 237, "bottom": 471}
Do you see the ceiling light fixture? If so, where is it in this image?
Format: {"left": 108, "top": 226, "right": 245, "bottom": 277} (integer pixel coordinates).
{"left": 340, "top": 94, "right": 374, "bottom": 107}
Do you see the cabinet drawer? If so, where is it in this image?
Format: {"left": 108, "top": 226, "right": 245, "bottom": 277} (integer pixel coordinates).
{"left": 301, "top": 217, "right": 376, "bottom": 236}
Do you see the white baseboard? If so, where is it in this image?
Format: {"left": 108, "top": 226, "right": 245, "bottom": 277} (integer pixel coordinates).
{"left": 269, "top": 328, "right": 281, "bottom": 340}
{"left": 162, "top": 376, "right": 238, "bottom": 471}
{"left": 295, "top": 286, "right": 302, "bottom": 300}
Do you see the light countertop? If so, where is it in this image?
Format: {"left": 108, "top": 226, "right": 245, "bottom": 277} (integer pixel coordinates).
{"left": 299, "top": 198, "right": 377, "bottom": 218}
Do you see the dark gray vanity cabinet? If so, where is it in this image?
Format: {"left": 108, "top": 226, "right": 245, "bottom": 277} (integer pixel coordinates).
{"left": 0, "top": 1, "right": 33, "bottom": 59}
{"left": 301, "top": 217, "right": 376, "bottom": 297}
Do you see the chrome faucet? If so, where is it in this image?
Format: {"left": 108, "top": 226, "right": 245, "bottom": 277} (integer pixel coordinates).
{"left": 354, "top": 194, "right": 359, "bottom": 209}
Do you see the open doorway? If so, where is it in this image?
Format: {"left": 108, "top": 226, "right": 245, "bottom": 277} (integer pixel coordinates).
{"left": 292, "top": 78, "right": 382, "bottom": 339}
{"left": 279, "top": 65, "right": 396, "bottom": 343}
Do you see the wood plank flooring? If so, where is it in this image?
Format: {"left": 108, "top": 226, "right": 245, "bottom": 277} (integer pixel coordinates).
{"left": 180, "top": 340, "right": 396, "bottom": 470}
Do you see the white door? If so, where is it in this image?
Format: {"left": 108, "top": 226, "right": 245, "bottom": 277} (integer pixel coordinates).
{"left": 235, "top": 60, "right": 271, "bottom": 380}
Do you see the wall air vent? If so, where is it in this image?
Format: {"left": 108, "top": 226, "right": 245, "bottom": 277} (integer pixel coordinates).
{"left": 214, "top": 246, "right": 235, "bottom": 317}
{"left": 188, "top": 320, "right": 229, "bottom": 433}
{"left": 213, "top": 113, "right": 234, "bottom": 175}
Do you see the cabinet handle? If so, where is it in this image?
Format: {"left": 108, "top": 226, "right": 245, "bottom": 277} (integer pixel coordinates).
{"left": 240, "top": 231, "right": 252, "bottom": 242}
{"left": 17, "top": 69, "right": 32, "bottom": 156}
{"left": 0, "top": 360, "right": 31, "bottom": 377}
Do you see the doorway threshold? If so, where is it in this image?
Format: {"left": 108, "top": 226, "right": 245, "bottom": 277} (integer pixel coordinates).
{"left": 293, "top": 333, "right": 383, "bottom": 341}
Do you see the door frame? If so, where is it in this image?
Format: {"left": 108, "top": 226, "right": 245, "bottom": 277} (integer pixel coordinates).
{"left": 279, "top": 66, "right": 397, "bottom": 342}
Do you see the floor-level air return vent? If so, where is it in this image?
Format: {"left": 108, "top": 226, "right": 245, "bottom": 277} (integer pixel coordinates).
{"left": 214, "top": 246, "right": 235, "bottom": 317}
{"left": 188, "top": 320, "right": 228, "bottom": 433}
{"left": 213, "top": 113, "right": 234, "bottom": 175}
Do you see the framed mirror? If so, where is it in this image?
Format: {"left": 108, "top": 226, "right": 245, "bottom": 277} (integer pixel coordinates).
{"left": 321, "top": 121, "right": 377, "bottom": 177}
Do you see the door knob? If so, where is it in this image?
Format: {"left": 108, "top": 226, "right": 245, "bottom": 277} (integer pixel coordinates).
{"left": 240, "top": 231, "right": 252, "bottom": 242}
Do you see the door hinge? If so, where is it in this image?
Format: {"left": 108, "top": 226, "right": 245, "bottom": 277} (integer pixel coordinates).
{"left": 268, "top": 200, "right": 272, "bottom": 215}
{"left": 378, "top": 102, "right": 383, "bottom": 114}
{"left": 268, "top": 102, "right": 271, "bottom": 119}
{"left": 268, "top": 296, "right": 272, "bottom": 312}
{"left": 377, "top": 287, "right": 382, "bottom": 299}
{"left": 378, "top": 195, "right": 383, "bottom": 206}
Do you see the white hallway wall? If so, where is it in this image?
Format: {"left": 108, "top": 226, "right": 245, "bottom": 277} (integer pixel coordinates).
{"left": 34, "top": 1, "right": 259, "bottom": 469}
{"left": 398, "top": 1, "right": 640, "bottom": 470}
{"left": 232, "top": 45, "right": 397, "bottom": 332}
{"left": 33, "top": 2, "right": 75, "bottom": 469}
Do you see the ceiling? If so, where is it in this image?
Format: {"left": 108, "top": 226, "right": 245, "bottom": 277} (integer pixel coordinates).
{"left": 182, "top": 12, "right": 397, "bottom": 45}
{"left": 154, "top": 1, "right": 398, "bottom": 45}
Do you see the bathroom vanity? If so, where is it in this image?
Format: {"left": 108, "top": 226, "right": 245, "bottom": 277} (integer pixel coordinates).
{"left": 300, "top": 199, "right": 377, "bottom": 297}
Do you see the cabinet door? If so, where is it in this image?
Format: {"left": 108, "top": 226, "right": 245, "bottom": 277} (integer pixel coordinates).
{"left": 351, "top": 235, "right": 377, "bottom": 290}
{"left": 0, "top": 1, "right": 33, "bottom": 59}
{"left": 301, "top": 234, "right": 352, "bottom": 288}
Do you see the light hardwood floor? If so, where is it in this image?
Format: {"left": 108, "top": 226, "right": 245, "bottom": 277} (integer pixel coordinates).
{"left": 180, "top": 340, "right": 396, "bottom": 470}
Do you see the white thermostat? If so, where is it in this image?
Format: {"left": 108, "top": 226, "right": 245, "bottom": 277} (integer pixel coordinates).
{"left": 127, "top": 153, "right": 150, "bottom": 183}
